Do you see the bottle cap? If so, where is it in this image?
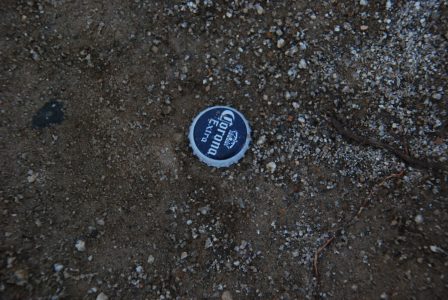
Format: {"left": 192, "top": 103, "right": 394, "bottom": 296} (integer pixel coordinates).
{"left": 188, "top": 106, "right": 251, "bottom": 168}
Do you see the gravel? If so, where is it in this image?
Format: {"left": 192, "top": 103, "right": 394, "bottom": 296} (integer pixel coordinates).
{"left": 0, "top": 0, "right": 446, "bottom": 299}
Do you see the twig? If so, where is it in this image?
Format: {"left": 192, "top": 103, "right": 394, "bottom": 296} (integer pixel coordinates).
{"left": 379, "top": 170, "right": 405, "bottom": 185}
{"left": 313, "top": 236, "right": 335, "bottom": 277}
{"left": 313, "top": 170, "right": 405, "bottom": 282}
{"left": 328, "top": 115, "right": 446, "bottom": 173}
{"left": 352, "top": 170, "right": 405, "bottom": 221}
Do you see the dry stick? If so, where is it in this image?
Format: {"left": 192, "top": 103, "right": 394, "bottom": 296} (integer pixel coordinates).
{"left": 351, "top": 170, "right": 405, "bottom": 222}
{"left": 313, "top": 115, "right": 444, "bottom": 284}
{"left": 312, "top": 170, "right": 405, "bottom": 278}
{"left": 313, "top": 236, "right": 335, "bottom": 277}
{"left": 328, "top": 115, "right": 447, "bottom": 173}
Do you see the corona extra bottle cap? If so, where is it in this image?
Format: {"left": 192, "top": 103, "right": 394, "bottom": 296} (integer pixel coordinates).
{"left": 188, "top": 106, "right": 251, "bottom": 168}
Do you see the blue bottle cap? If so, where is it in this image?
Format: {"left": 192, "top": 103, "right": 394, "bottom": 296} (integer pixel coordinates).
{"left": 189, "top": 106, "right": 251, "bottom": 168}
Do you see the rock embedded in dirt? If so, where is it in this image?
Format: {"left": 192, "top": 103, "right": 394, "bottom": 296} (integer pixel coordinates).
{"left": 75, "top": 240, "right": 86, "bottom": 252}
{"left": 53, "top": 263, "right": 64, "bottom": 272}
{"left": 257, "top": 135, "right": 267, "bottom": 145}
{"left": 414, "top": 214, "right": 424, "bottom": 224}
{"left": 266, "top": 162, "right": 277, "bottom": 173}
{"left": 255, "top": 3, "right": 264, "bottom": 15}
{"left": 277, "top": 38, "right": 286, "bottom": 49}
{"left": 96, "top": 292, "right": 108, "bottom": 300}
{"left": 147, "top": 255, "right": 155, "bottom": 264}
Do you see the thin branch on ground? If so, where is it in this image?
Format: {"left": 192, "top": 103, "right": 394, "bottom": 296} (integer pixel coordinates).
{"left": 327, "top": 115, "right": 446, "bottom": 173}
{"left": 351, "top": 170, "right": 405, "bottom": 223}
{"left": 312, "top": 170, "right": 405, "bottom": 282}
{"left": 313, "top": 236, "right": 335, "bottom": 277}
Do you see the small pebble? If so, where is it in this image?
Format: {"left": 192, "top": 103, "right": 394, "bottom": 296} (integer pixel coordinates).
{"left": 27, "top": 171, "right": 38, "bottom": 183}
{"left": 205, "top": 238, "right": 213, "bottom": 249}
{"left": 30, "top": 49, "right": 40, "bottom": 61}
{"left": 255, "top": 3, "right": 264, "bottom": 15}
{"left": 430, "top": 245, "right": 445, "bottom": 254}
{"left": 298, "top": 59, "right": 307, "bottom": 69}
{"left": 257, "top": 135, "right": 267, "bottom": 145}
{"left": 96, "top": 292, "right": 108, "bottom": 300}
{"left": 266, "top": 162, "right": 277, "bottom": 173}
{"left": 414, "top": 214, "right": 424, "bottom": 224}
{"left": 386, "top": 0, "right": 392, "bottom": 10}
{"left": 360, "top": 25, "right": 369, "bottom": 31}
{"left": 147, "top": 255, "right": 155, "bottom": 264}
{"left": 432, "top": 93, "right": 442, "bottom": 100}
{"left": 75, "top": 239, "right": 86, "bottom": 252}
{"left": 53, "top": 263, "right": 64, "bottom": 272}
{"left": 360, "top": 0, "right": 368, "bottom": 6}
{"left": 181, "top": 252, "right": 188, "bottom": 259}
{"left": 277, "top": 38, "right": 286, "bottom": 48}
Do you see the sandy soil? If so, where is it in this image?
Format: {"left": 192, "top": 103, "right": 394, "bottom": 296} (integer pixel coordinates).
{"left": 1, "top": 1, "right": 447, "bottom": 299}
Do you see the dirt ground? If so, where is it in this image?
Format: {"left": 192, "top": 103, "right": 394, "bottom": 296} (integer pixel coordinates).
{"left": 1, "top": 0, "right": 447, "bottom": 299}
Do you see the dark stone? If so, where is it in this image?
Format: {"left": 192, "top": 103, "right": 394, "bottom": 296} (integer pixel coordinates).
{"left": 32, "top": 101, "right": 64, "bottom": 128}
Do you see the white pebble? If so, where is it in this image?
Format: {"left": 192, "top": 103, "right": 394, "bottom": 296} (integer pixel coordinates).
{"left": 386, "top": 0, "right": 392, "bottom": 10}
{"left": 53, "top": 263, "right": 64, "bottom": 272}
{"left": 181, "top": 252, "right": 188, "bottom": 259}
{"left": 430, "top": 245, "right": 446, "bottom": 254}
{"left": 432, "top": 93, "right": 442, "bottom": 100}
{"left": 360, "top": 0, "right": 368, "bottom": 6}
{"left": 257, "top": 135, "right": 267, "bottom": 145}
{"left": 298, "top": 59, "right": 307, "bottom": 69}
{"left": 147, "top": 255, "right": 155, "bottom": 264}
{"left": 266, "top": 162, "right": 277, "bottom": 173}
{"left": 96, "top": 292, "right": 108, "bottom": 300}
{"left": 277, "top": 38, "right": 286, "bottom": 48}
{"left": 75, "top": 240, "right": 86, "bottom": 252}
{"left": 255, "top": 3, "right": 264, "bottom": 15}
{"left": 360, "top": 25, "right": 369, "bottom": 31}
{"left": 27, "top": 171, "right": 38, "bottom": 183}
{"left": 205, "top": 238, "right": 213, "bottom": 249}
{"left": 414, "top": 214, "right": 424, "bottom": 224}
